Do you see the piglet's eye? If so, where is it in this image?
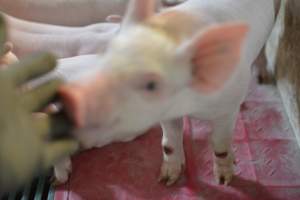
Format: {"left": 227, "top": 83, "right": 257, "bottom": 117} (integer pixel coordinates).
{"left": 145, "top": 81, "right": 157, "bottom": 91}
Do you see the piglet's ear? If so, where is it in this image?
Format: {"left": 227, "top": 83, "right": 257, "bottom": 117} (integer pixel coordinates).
{"left": 178, "top": 23, "right": 248, "bottom": 94}
{"left": 121, "top": 0, "right": 158, "bottom": 29}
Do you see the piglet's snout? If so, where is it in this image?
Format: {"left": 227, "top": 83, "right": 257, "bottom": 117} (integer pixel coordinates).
{"left": 59, "top": 74, "right": 117, "bottom": 129}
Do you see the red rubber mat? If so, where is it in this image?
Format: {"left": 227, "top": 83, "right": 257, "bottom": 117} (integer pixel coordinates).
{"left": 55, "top": 80, "right": 300, "bottom": 200}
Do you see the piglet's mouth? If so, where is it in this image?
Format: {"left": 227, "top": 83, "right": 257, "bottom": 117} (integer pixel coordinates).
{"left": 59, "top": 84, "right": 87, "bottom": 128}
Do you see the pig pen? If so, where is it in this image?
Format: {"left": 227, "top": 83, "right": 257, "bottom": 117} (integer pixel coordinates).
{"left": 3, "top": 1, "right": 300, "bottom": 199}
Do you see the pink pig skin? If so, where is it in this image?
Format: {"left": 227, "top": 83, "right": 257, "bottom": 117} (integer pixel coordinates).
{"left": 0, "top": 0, "right": 128, "bottom": 26}
{"left": 1, "top": 0, "right": 170, "bottom": 58}
{"left": 0, "top": 0, "right": 168, "bottom": 26}
{"left": 5, "top": 15, "right": 120, "bottom": 58}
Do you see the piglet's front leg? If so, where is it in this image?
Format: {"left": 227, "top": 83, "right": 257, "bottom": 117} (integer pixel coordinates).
{"left": 211, "top": 113, "right": 237, "bottom": 185}
{"left": 159, "top": 119, "right": 185, "bottom": 186}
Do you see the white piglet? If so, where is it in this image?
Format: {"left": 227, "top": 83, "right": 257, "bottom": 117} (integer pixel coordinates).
{"left": 56, "top": 0, "right": 276, "bottom": 186}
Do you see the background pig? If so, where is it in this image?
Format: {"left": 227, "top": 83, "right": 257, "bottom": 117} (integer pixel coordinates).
{"left": 0, "top": 0, "right": 172, "bottom": 26}
{"left": 5, "top": 15, "right": 120, "bottom": 58}
{"left": 0, "top": 0, "right": 129, "bottom": 26}
{"left": 254, "top": 0, "right": 281, "bottom": 84}
{"left": 1, "top": 0, "right": 180, "bottom": 59}
{"left": 54, "top": 0, "right": 276, "bottom": 186}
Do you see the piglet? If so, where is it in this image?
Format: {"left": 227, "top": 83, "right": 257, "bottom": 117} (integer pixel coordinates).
{"left": 0, "top": 0, "right": 129, "bottom": 26}
{"left": 0, "top": 0, "right": 168, "bottom": 26}
{"left": 55, "top": 0, "right": 277, "bottom": 186}
{"left": 5, "top": 15, "right": 120, "bottom": 58}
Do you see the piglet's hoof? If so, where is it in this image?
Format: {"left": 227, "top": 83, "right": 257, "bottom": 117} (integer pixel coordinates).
{"left": 50, "top": 176, "right": 65, "bottom": 187}
{"left": 214, "top": 165, "right": 234, "bottom": 185}
{"left": 213, "top": 152, "right": 235, "bottom": 185}
{"left": 53, "top": 158, "right": 72, "bottom": 185}
{"left": 158, "top": 160, "right": 185, "bottom": 186}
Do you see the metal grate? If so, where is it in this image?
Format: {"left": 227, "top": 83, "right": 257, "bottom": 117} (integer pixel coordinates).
{"left": 1, "top": 176, "right": 54, "bottom": 200}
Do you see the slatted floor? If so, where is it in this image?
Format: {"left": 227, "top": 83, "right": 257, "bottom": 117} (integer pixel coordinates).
{"left": 1, "top": 176, "right": 55, "bottom": 200}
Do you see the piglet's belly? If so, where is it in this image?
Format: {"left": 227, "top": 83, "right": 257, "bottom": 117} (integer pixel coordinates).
{"left": 73, "top": 127, "right": 145, "bottom": 149}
